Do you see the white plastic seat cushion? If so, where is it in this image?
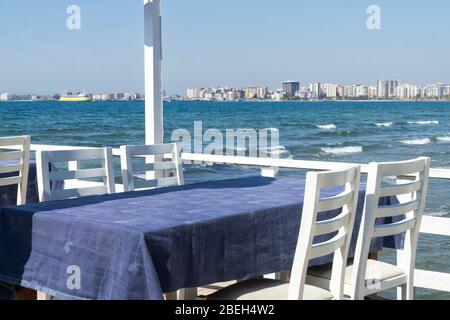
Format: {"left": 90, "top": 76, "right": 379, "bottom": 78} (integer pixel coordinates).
{"left": 208, "top": 279, "right": 334, "bottom": 300}
{"left": 308, "top": 259, "right": 405, "bottom": 287}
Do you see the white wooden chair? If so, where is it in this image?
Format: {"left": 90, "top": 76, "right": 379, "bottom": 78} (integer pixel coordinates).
{"left": 36, "top": 148, "right": 115, "bottom": 202}
{"left": 307, "top": 157, "right": 431, "bottom": 300}
{"left": 119, "top": 143, "right": 184, "bottom": 192}
{"left": 0, "top": 136, "right": 31, "bottom": 205}
{"left": 208, "top": 166, "right": 361, "bottom": 300}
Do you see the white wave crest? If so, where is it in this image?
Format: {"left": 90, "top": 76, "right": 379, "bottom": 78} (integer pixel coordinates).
{"left": 259, "top": 145, "right": 291, "bottom": 156}
{"left": 437, "top": 136, "right": 450, "bottom": 142}
{"left": 259, "top": 145, "right": 286, "bottom": 152}
{"left": 321, "top": 146, "right": 363, "bottom": 155}
{"left": 375, "top": 122, "right": 394, "bottom": 127}
{"left": 426, "top": 211, "right": 449, "bottom": 217}
{"left": 317, "top": 124, "right": 337, "bottom": 130}
{"left": 400, "top": 138, "right": 431, "bottom": 145}
{"left": 408, "top": 121, "right": 439, "bottom": 125}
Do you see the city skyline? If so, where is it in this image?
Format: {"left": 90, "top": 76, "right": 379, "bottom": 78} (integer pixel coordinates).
{"left": 1, "top": 1, "right": 450, "bottom": 95}
{"left": 2, "top": 78, "right": 450, "bottom": 102}
{"left": 183, "top": 79, "right": 450, "bottom": 101}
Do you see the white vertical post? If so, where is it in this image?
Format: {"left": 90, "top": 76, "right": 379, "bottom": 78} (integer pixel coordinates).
{"left": 144, "top": 0, "right": 163, "bottom": 179}
{"left": 144, "top": 0, "right": 163, "bottom": 146}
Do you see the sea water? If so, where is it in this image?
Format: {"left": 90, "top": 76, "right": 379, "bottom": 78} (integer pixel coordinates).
{"left": 1, "top": 100, "right": 449, "bottom": 299}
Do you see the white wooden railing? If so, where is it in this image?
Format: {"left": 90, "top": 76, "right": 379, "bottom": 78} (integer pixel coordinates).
{"left": 30, "top": 144, "right": 450, "bottom": 295}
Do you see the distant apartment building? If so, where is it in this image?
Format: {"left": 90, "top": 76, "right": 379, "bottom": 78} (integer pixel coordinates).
{"left": 187, "top": 88, "right": 203, "bottom": 100}
{"left": 123, "top": 92, "right": 141, "bottom": 100}
{"left": 272, "top": 89, "right": 286, "bottom": 101}
{"left": 282, "top": 81, "right": 300, "bottom": 98}
{"left": 256, "top": 87, "right": 269, "bottom": 99}
{"left": 422, "top": 84, "right": 450, "bottom": 99}
{"left": 397, "top": 84, "right": 420, "bottom": 100}
{"left": 377, "top": 80, "right": 400, "bottom": 99}
{"left": 355, "top": 85, "right": 368, "bottom": 98}
{"left": 309, "top": 82, "right": 321, "bottom": 98}
{"left": 368, "top": 86, "right": 378, "bottom": 99}
{"left": 0, "top": 93, "right": 9, "bottom": 101}
{"left": 321, "top": 83, "right": 337, "bottom": 98}
{"left": 336, "top": 85, "right": 345, "bottom": 98}
{"left": 244, "top": 87, "right": 259, "bottom": 100}
{"left": 343, "top": 85, "right": 354, "bottom": 98}
{"left": 115, "top": 93, "right": 125, "bottom": 100}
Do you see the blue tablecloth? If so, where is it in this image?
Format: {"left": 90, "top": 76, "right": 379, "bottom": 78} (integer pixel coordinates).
{"left": 0, "top": 159, "right": 40, "bottom": 300}
{"left": 0, "top": 177, "right": 398, "bottom": 300}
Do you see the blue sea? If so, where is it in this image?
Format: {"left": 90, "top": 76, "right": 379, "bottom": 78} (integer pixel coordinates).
{"left": 1, "top": 100, "right": 449, "bottom": 299}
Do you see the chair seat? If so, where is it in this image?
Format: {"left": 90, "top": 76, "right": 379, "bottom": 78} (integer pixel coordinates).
{"left": 307, "top": 259, "right": 405, "bottom": 288}
{"left": 207, "top": 279, "right": 334, "bottom": 300}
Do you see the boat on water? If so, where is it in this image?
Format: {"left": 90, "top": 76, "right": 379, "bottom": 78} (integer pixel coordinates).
{"left": 59, "top": 94, "right": 92, "bottom": 102}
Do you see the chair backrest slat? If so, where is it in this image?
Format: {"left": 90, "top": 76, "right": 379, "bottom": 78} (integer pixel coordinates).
{"left": 288, "top": 166, "right": 361, "bottom": 300}
{"left": 376, "top": 200, "right": 420, "bottom": 219}
{"left": 372, "top": 217, "right": 417, "bottom": 238}
{"left": 379, "top": 180, "right": 422, "bottom": 198}
{"left": 120, "top": 143, "right": 184, "bottom": 192}
{"left": 48, "top": 168, "right": 107, "bottom": 181}
{"left": 36, "top": 147, "right": 115, "bottom": 202}
{"left": 314, "top": 211, "right": 350, "bottom": 236}
{"left": 0, "top": 151, "right": 24, "bottom": 161}
{"left": 310, "top": 234, "right": 348, "bottom": 260}
{"left": 0, "top": 163, "right": 23, "bottom": 175}
{"left": 0, "top": 135, "right": 31, "bottom": 205}
{"left": 0, "top": 176, "right": 22, "bottom": 187}
{"left": 349, "top": 157, "right": 431, "bottom": 299}
{"left": 0, "top": 136, "right": 29, "bottom": 147}
{"left": 317, "top": 190, "right": 354, "bottom": 213}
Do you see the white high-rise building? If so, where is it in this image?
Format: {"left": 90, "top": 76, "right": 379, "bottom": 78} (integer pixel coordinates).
{"left": 343, "top": 85, "right": 354, "bottom": 98}
{"left": 309, "top": 82, "right": 322, "bottom": 98}
{"left": 368, "top": 86, "right": 377, "bottom": 99}
{"left": 0, "top": 93, "right": 9, "bottom": 101}
{"left": 355, "top": 85, "right": 368, "bottom": 97}
{"left": 397, "top": 84, "right": 420, "bottom": 100}
{"left": 187, "top": 88, "right": 203, "bottom": 100}
{"left": 322, "top": 83, "right": 337, "bottom": 98}
{"left": 377, "top": 80, "right": 400, "bottom": 99}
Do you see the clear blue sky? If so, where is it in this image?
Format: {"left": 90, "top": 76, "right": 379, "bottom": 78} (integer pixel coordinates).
{"left": 0, "top": 0, "right": 449, "bottom": 95}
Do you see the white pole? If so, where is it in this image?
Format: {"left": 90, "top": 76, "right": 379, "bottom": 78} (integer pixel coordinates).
{"left": 144, "top": 0, "right": 163, "bottom": 146}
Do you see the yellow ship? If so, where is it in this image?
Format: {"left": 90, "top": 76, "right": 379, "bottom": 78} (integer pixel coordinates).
{"left": 59, "top": 94, "right": 92, "bottom": 102}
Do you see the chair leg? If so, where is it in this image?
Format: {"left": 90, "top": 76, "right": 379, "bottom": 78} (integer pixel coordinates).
{"left": 178, "top": 288, "right": 198, "bottom": 300}
{"left": 165, "top": 292, "right": 178, "bottom": 300}
{"left": 397, "top": 284, "right": 407, "bottom": 300}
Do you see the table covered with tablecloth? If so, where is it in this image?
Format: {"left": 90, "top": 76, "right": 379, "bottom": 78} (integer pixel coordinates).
{"left": 0, "top": 176, "right": 400, "bottom": 300}
{"left": 0, "top": 159, "right": 40, "bottom": 300}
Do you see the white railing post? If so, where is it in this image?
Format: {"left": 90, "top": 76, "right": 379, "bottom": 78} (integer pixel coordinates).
{"left": 144, "top": 0, "right": 163, "bottom": 146}
{"left": 261, "top": 166, "right": 279, "bottom": 178}
{"left": 144, "top": 0, "right": 163, "bottom": 178}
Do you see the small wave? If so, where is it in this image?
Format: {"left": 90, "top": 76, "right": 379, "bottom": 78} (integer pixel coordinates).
{"left": 375, "top": 122, "right": 394, "bottom": 127}
{"left": 400, "top": 138, "right": 431, "bottom": 145}
{"left": 437, "top": 136, "right": 450, "bottom": 142}
{"left": 321, "top": 146, "right": 363, "bottom": 155}
{"left": 426, "top": 211, "right": 449, "bottom": 217}
{"left": 408, "top": 121, "right": 439, "bottom": 125}
{"left": 317, "top": 124, "right": 337, "bottom": 130}
{"left": 259, "top": 145, "right": 286, "bottom": 151}
{"left": 259, "top": 145, "right": 291, "bottom": 157}
{"left": 226, "top": 147, "right": 248, "bottom": 153}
